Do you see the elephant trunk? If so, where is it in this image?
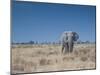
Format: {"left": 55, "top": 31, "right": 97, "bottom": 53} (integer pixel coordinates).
{"left": 68, "top": 42, "right": 74, "bottom": 52}
{"left": 68, "top": 36, "right": 74, "bottom": 52}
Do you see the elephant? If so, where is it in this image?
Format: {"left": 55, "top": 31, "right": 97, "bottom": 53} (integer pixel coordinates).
{"left": 61, "top": 31, "right": 79, "bottom": 54}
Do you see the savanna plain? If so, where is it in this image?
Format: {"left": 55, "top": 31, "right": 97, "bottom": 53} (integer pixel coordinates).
{"left": 11, "top": 43, "right": 96, "bottom": 74}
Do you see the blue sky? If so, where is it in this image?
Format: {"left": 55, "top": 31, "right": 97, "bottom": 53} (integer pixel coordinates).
{"left": 12, "top": 1, "right": 96, "bottom": 43}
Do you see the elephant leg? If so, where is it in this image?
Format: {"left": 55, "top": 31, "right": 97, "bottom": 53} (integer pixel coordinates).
{"left": 64, "top": 43, "right": 69, "bottom": 54}
{"left": 62, "top": 44, "right": 65, "bottom": 53}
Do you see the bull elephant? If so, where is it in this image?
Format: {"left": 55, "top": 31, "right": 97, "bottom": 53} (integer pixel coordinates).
{"left": 61, "top": 31, "right": 79, "bottom": 54}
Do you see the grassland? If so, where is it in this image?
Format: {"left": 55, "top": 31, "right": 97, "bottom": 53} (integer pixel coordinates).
{"left": 11, "top": 44, "right": 96, "bottom": 74}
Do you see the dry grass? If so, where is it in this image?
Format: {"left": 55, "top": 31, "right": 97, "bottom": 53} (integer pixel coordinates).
{"left": 11, "top": 44, "right": 96, "bottom": 74}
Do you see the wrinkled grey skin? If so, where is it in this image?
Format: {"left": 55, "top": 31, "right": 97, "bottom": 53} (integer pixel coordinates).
{"left": 61, "top": 31, "right": 79, "bottom": 54}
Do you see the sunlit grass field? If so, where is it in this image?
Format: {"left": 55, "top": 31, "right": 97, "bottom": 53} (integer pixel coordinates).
{"left": 11, "top": 44, "right": 96, "bottom": 74}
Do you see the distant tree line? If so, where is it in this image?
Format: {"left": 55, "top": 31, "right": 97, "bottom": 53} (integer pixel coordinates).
{"left": 76, "top": 40, "right": 95, "bottom": 44}
{"left": 12, "top": 41, "right": 62, "bottom": 45}
{"left": 12, "top": 40, "right": 95, "bottom": 45}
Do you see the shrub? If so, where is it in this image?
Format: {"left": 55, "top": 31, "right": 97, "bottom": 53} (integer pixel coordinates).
{"left": 39, "top": 58, "right": 47, "bottom": 65}
{"left": 80, "top": 57, "right": 88, "bottom": 62}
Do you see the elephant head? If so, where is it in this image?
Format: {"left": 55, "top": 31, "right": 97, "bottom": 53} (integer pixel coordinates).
{"left": 62, "top": 31, "right": 79, "bottom": 42}
{"left": 61, "top": 31, "right": 79, "bottom": 53}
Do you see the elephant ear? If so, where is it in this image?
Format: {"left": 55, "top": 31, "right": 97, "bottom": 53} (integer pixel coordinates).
{"left": 61, "top": 32, "right": 68, "bottom": 43}
{"left": 73, "top": 32, "right": 79, "bottom": 41}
